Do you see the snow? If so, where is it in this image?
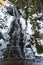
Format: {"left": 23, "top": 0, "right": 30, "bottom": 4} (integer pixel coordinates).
{"left": 39, "top": 21, "right": 43, "bottom": 34}
{"left": 32, "top": 14, "right": 37, "bottom": 18}
{"left": 0, "top": 0, "right": 14, "bottom": 58}
{"left": 40, "top": 39, "right": 43, "bottom": 45}
{"left": 26, "top": 20, "right": 33, "bottom": 35}
{"left": 20, "top": 13, "right": 43, "bottom": 57}
{"left": 36, "top": 20, "right": 43, "bottom": 34}
{"left": 25, "top": 48, "right": 34, "bottom": 58}
{"left": 20, "top": 17, "right": 33, "bottom": 35}
{"left": 32, "top": 13, "right": 43, "bottom": 57}
{"left": 39, "top": 28, "right": 43, "bottom": 34}
{"left": 0, "top": 3, "right": 14, "bottom": 53}
{"left": 35, "top": 53, "right": 43, "bottom": 57}
{"left": 32, "top": 13, "right": 43, "bottom": 19}
{"left": 0, "top": 39, "right": 6, "bottom": 50}
{"left": 20, "top": 17, "right": 26, "bottom": 30}
{"left": 7, "top": 15, "right": 14, "bottom": 28}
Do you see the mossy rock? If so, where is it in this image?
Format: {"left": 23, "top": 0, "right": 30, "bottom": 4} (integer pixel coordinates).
{"left": 36, "top": 42, "right": 43, "bottom": 54}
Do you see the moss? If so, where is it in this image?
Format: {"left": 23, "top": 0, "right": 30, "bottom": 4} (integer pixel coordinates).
{"left": 36, "top": 42, "right": 43, "bottom": 54}
{"left": 34, "top": 31, "right": 40, "bottom": 38}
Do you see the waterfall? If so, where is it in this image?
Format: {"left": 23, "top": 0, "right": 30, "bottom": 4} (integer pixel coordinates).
{"left": 9, "top": 4, "right": 25, "bottom": 58}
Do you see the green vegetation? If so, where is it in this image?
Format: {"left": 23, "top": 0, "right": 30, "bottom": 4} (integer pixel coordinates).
{"left": 36, "top": 42, "right": 43, "bottom": 54}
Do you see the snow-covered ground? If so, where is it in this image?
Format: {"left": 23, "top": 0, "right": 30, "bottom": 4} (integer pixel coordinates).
{"left": 0, "top": 1, "right": 14, "bottom": 58}
{"left": 20, "top": 13, "right": 43, "bottom": 58}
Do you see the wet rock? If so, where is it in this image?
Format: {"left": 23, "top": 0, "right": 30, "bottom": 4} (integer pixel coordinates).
{"left": 0, "top": 43, "right": 2, "bottom": 46}
{"left": 7, "top": 7, "right": 13, "bottom": 16}
{"left": 0, "top": 32, "right": 4, "bottom": 40}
